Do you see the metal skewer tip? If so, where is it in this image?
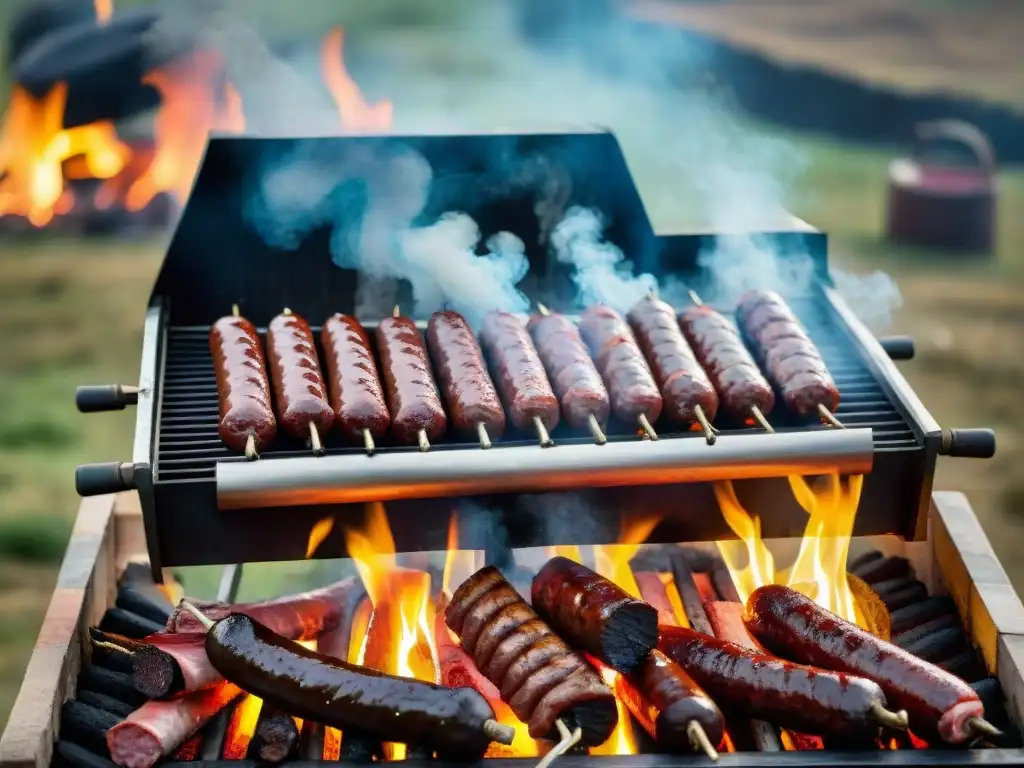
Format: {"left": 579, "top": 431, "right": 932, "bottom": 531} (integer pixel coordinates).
{"left": 688, "top": 290, "right": 704, "bottom": 307}
{"left": 637, "top": 413, "right": 658, "bottom": 441}
{"left": 482, "top": 719, "right": 515, "bottom": 746}
{"left": 362, "top": 429, "right": 375, "bottom": 455}
{"left": 694, "top": 405, "right": 717, "bottom": 445}
{"left": 817, "top": 403, "right": 845, "bottom": 429}
{"left": 587, "top": 413, "right": 607, "bottom": 445}
{"left": 967, "top": 717, "right": 1002, "bottom": 738}
{"left": 869, "top": 701, "right": 909, "bottom": 731}
{"left": 533, "top": 720, "right": 582, "bottom": 768}
{"left": 687, "top": 720, "right": 719, "bottom": 761}
{"left": 533, "top": 415, "right": 554, "bottom": 448}
{"left": 231, "top": 303, "right": 240, "bottom": 317}
{"left": 392, "top": 305, "right": 400, "bottom": 318}
{"left": 309, "top": 422, "right": 324, "bottom": 455}
{"left": 178, "top": 600, "right": 215, "bottom": 631}
{"left": 536, "top": 303, "right": 551, "bottom": 317}
{"left": 417, "top": 429, "right": 431, "bottom": 452}
{"left": 476, "top": 422, "right": 492, "bottom": 450}
{"left": 244, "top": 433, "right": 259, "bottom": 461}
{"left": 283, "top": 307, "right": 293, "bottom": 316}
{"left": 750, "top": 405, "right": 774, "bottom": 433}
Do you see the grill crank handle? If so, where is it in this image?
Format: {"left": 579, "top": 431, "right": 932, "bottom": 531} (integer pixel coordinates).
{"left": 76, "top": 384, "right": 140, "bottom": 412}
{"left": 76, "top": 462, "right": 138, "bottom": 496}
{"left": 939, "top": 428, "right": 996, "bottom": 459}
{"left": 878, "top": 336, "right": 915, "bottom": 360}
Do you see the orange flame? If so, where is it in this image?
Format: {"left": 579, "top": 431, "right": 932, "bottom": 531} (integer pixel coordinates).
{"left": 716, "top": 473, "right": 866, "bottom": 624}
{"left": 94, "top": 0, "right": 113, "bottom": 24}
{"left": 223, "top": 693, "right": 263, "bottom": 759}
{"left": 306, "top": 516, "right": 335, "bottom": 559}
{"left": 320, "top": 27, "right": 393, "bottom": 132}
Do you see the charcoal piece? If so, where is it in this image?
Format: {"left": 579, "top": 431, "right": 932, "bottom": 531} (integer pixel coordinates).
{"left": 901, "top": 626, "right": 967, "bottom": 663}
{"left": 132, "top": 644, "right": 185, "bottom": 699}
{"left": 60, "top": 700, "right": 122, "bottom": 756}
{"left": 120, "top": 563, "right": 177, "bottom": 613}
{"left": 76, "top": 691, "right": 134, "bottom": 719}
{"left": 709, "top": 559, "right": 742, "bottom": 603}
{"left": 198, "top": 700, "right": 237, "bottom": 761}
{"left": 98, "top": 607, "right": 163, "bottom": 639}
{"left": 247, "top": 705, "right": 299, "bottom": 763}
{"left": 878, "top": 582, "right": 929, "bottom": 612}
{"left": 893, "top": 614, "right": 959, "bottom": 649}
{"left": 88, "top": 638, "right": 135, "bottom": 675}
{"left": 405, "top": 744, "right": 435, "bottom": 760}
{"left": 77, "top": 665, "right": 147, "bottom": 708}
{"left": 853, "top": 556, "right": 912, "bottom": 586}
{"left": 936, "top": 650, "right": 983, "bottom": 681}
{"left": 298, "top": 721, "right": 325, "bottom": 761}
{"left": 890, "top": 596, "right": 956, "bottom": 634}
{"left": 53, "top": 740, "right": 119, "bottom": 768}
{"left": 971, "top": 678, "right": 1003, "bottom": 713}
{"left": 339, "top": 732, "right": 383, "bottom": 762}
{"left": 117, "top": 584, "right": 173, "bottom": 625}
{"left": 5, "top": 0, "right": 96, "bottom": 67}
{"left": 669, "top": 551, "right": 713, "bottom": 635}
{"left": 847, "top": 550, "right": 883, "bottom": 573}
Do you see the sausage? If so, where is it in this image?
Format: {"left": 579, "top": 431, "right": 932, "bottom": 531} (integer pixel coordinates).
{"left": 446, "top": 566, "right": 618, "bottom": 747}
{"left": 106, "top": 684, "right": 242, "bottom": 768}
{"left": 266, "top": 311, "right": 334, "bottom": 447}
{"left": 734, "top": 291, "right": 840, "bottom": 419}
{"left": 527, "top": 310, "right": 611, "bottom": 430}
{"left": 131, "top": 632, "right": 225, "bottom": 699}
{"left": 479, "top": 312, "right": 560, "bottom": 436}
{"left": 426, "top": 311, "right": 506, "bottom": 441}
{"left": 578, "top": 305, "right": 663, "bottom": 429}
{"left": 376, "top": 311, "right": 448, "bottom": 448}
{"left": 531, "top": 556, "right": 658, "bottom": 672}
{"left": 626, "top": 295, "right": 719, "bottom": 428}
{"left": 677, "top": 304, "right": 775, "bottom": 423}
{"left": 209, "top": 313, "right": 276, "bottom": 456}
{"left": 743, "top": 585, "right": 987, "bottom": 744}
{"left": 658, "top": 625, "right": 898, "bottom": 740}
{"left": 320, "top": 314, "right": 390, "bottom": 449}
{"left": 203, "top": 611, "right": 511, "bottom": 759}
{"left": 614, "top": 649, "right": 725, "bottom": 754}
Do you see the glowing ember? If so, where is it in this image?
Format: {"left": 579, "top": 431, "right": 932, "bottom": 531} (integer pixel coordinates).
{"left": 94, "top": 0, "right": 114, "bottom": 24}
{"left": 320, "top": 27, "right": 393, "bottom": 132}
{"left": 306, "top": 516, "right": 335, "bottom": 558}
{"left": 223, "top": 693, "right": 263, "bottom": 759}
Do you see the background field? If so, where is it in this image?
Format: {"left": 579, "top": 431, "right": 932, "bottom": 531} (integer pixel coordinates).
{"left": 2, "top": 0, "right": 1023, "bottom": 729}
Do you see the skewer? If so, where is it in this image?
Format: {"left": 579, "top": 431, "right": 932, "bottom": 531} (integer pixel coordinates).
{"left": 817, "top": 403, "right": 845, "bottom": 429}
{"left": 476, "top": 422, "right": 492, "bottom": 450}
{"left": 869, "top": 701, "right": 909, "bottom": 731}
{"left": 637, "top": 413, "right": 658, "bottom": 440}
{"left": 244, "top": 433, "right": 259, "bottom": 461}
{"left": 750, "top": 405, "right": 774, "bottom": 433}
{"left": 536, "top": 303, "right": 551, "bottom": 317}
{"left": 533, "top": 415, "right": 554, "bottom": 448}
{"left": 693, "top": 404, "right": 717, "bottom": 445}
{"left": 309, "top": 422, "right": 324, "bottom": 455}
{"left": 231, "top": 303, "right": 240, "bottom": 317}
{"left": 687, "top": 720, "right": 720, "bottom": 761}
{"left": 687, "top": 289, "right": 703, "bottom": 307}
{"left": 587, "top": 413, "right": 607, "bottom": 445}
{"left": 417, "top": 429, "right": 430, "bottom": 452}
{"left": 362, "top": 429, "right": 375, "bottom": 455}
{"left": 533, "top": 719, "right": 582, "bottom": 768}
{"left": 283, "top": 307, "right": 292, "bottom": 316}
{"left": 393, "top": 304, "right": 401, "bottom": 318}
{"left": 967, "top": 716, "right": 1003, "bottom": 738}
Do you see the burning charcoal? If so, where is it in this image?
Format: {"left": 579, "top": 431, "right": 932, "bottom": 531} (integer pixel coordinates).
{"left": 5, "top": 0, "right": 96, "bottom": 67}
{"left": 98, "top": 607, "right": 164, "bottom": 639}
{"left": 298, "top": 721, "right": 325, "bottom": 761}
{"left": 893, "top": 614, "right": 960, "bottom": 649}
{"left": 339, "top": 732, "right": 384, "bottom": 762}
{"left": 116, "top": 584, "right": 173, "bottom": 625}
{"left": 77, "top": 691, "right": 135, "bottom": 719}
{"left": 847, "top": 550, "right": 883, "bottom": 573}
{"left": 851, "top": 556, "right": 912, "bottom": 586}
{"left": 53, "top": 740, "right": 118, "bottom": 768}
{"left": 247, "top": 704, "right": 300, "bottom": 763}
{"left": 669, "top": 551, "right": 713, "bottom": 635}
{"left": 875, "top": 580, "right": 929, "bottom": 612}
{"left": 60, "top": 700, "right": 122, "bottom": 757}
{"left": 198, "top": 700, "right": 237, "bottom": 761}
{"left": 902, "top": 627, "right": 967, "bottom": 663}
{"left": 78, "top": 665, "right": 147, "bottom": 708}
{"left": 890, "top": 596, "right": 956, "bottom": 634}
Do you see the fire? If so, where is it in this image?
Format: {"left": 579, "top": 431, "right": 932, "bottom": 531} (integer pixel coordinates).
{"left": 94, "top": 0, "right": 113, "bottom": 24}
{"left": 320, "top": 27, "right": 393, "bottom": 132}
{"left": 306, "top": 516, "right": 335, "bottom": 559}
{"left": 716, "top": 473, "right": 866, "bottom": 625}
{"left": 223, "top": 692, "right": 263, "bottom": 759}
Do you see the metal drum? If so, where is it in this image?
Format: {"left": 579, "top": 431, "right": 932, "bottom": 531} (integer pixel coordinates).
{"left": 885, "top": 120, "right": 996, "bottom": 253}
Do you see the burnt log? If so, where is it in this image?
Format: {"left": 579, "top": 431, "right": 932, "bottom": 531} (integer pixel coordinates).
{"left": 60, "top": 700, "right": 122, "bottom": 757}
{"left": 892, "top": 613, "right": 959, "bottom": 650}
{"left": 76, "top": 691, "right": 135, "bottom": 719}
{"left": 116, "top": 584, "right": 173, "bottom": 625}
{"left": 247, "top": 705, "right": 300, "bottom": 763}
{"left": 199, "top": 700, "right": 238, "bottom": 761}
{"left": 98, "top": 607, "right": 163, "bottom": 639}
{"left": 890, "top": 596, "right": 956, "bottom": 634}
{"left": 53, "top": 741, "right": 118, "bottom": 768}
{"left": 77, "top": 665, "right": 147, "bottom": 708}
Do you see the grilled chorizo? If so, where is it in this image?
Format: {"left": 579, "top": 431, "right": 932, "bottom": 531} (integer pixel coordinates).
{"left": 210, "top": 313, "right": 277, "bottom": 456}
{"left": 446, "top": 566, "right": 618, "bottom": 747}
{"left": 426, "top": 311, "right": 506, "bottom": 442}
{"left": 266, "top": 310, "right": 334, "bottom": 447}
{"left": 320, "top": 314, "right": 390, "bottom": 449}
{"left": 376, "top": 310, "right": 447, "bottom": 448}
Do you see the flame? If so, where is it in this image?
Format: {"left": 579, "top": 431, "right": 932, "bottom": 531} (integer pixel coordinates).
{"left": 223, "top": 693, "right": 263, "bottom": 759}
{"left": 546, "top": 544, "right": 583, "bottom": 563}
{"left": 306, "top": 516, "right": 335, "bottom": 559}
{"left": 658, "top": 573, "right": 691, "bottom": 629}
{"left": 94, "top": 0, "right": 113, "bottom": 24}
{"left": 442, "top": 511, "right": 481, "bottom": 597}
{"left": 716, "top": 474, "right": 866, "bottom": 624}
{"left": 320, "top": 27, "right": 393, "bottom": 132}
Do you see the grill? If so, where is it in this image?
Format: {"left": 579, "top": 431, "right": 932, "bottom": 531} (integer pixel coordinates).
{"left": 70, "top": 131, "right": 995, "bottom": 575}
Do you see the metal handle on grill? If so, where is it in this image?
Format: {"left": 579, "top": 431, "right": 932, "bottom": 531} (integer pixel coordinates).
{"left": 878, "top": 336, "right": 915, "bottom": 361}
{"left": 938, "top": 428, "right": 996, "bottom": 459}
{"left": 76, "top": 384, "right": 140, "bottom": 413}
{"left": 76, "top": 462, "right": 138, "bottom": 496}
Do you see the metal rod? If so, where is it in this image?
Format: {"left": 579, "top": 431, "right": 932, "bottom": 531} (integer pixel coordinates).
{"left": 283, "top": 307, "right": 292, "bottom": 316}
{"left": 309, "top": 422, "right": 324, "bottom": 455}
{"left": 536, "top": 303, "right": 551, "bottom": 317}
{"left": 694, "top": 405, "right": 717, "bottom": 445}
{"left": 362, "top": 429, "right": 376, "bottom": 455}
{"left": 231, "top": 304, "right": 240, "bottom": 317}
{"left": 668, "top": 550, "right": 713, "bottom": 635}
{"left": 587, "top": 413, "right": 607, "bottom": 445}
{"left": 477, "top": 422, "right": 492, "bottom": 450}
{"left": 818, "top": 403, "right": 845, "bottom": 429}
{"left": 750, "top": 405, "right": 774, "bottom": 433}
{"left": 688, "top": 290, "right": 703, "bottom": 307}
{"left": 244, "top": 433, "right": 258, "bottom": 461}
{"left": 533, "top": 415, "right": 554, "bottom": 448}
{"left": 216, "top": 563, "right": 244, "bottom": 603}
{"left": 393, "top": 305, "right": 400, "bottom": 317}
{"left": 637, "top": 413, "right": 658, "bottom": 440}
{"left": 417, "top": 429, "right": 430, "bottom": 452}
{"left": 217, "top": 428, "right": 875, "bottom": 510}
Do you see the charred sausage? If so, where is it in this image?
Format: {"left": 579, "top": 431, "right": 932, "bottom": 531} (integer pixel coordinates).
{"left": 202, "top": 611, "right": 512, "bottom": 759}
{"left": 426, "top": 311, "right": 506, "bottom": 445}
{"left": 209, "top": 312, "right": 276, "bottom": 457}
{"left": 734, "top": 291, "right": 840, "bottom": 420}
{"left": 376, "top": 309, "right": 447, "bottom": 449}
{"left": 446, "top": 566, "right": 618, "bottom": 747}
{"left": 578, "top": 305, "right": 662, "bottom": 435}
{"left": 266, "top": 310, "right": 334, "bottom": 452}
{"left": 658, "top": 625, "right": 901, "bottom": 740}
{"left": 677, "top": 304, "right": 775, "bottom": 425}
{"left": 320, "top": 314, "right": 390, "bottom": 452}
{"left": 615, "top": 649, "right": 725, "bottom": 755}
{"left": 531, "top": 556, "right": 658, "bottom": 673}
{"left": 743, "top": 585, "right": 989, "bottom": 744}
{"left": 528, "top": 308, "right": 610, "bottom": 439}
{"left": 626, "top": 295, "right": 719, "bottom": 434}
{"left": 479, "top": 311, "right": 560, "bottom": 442}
